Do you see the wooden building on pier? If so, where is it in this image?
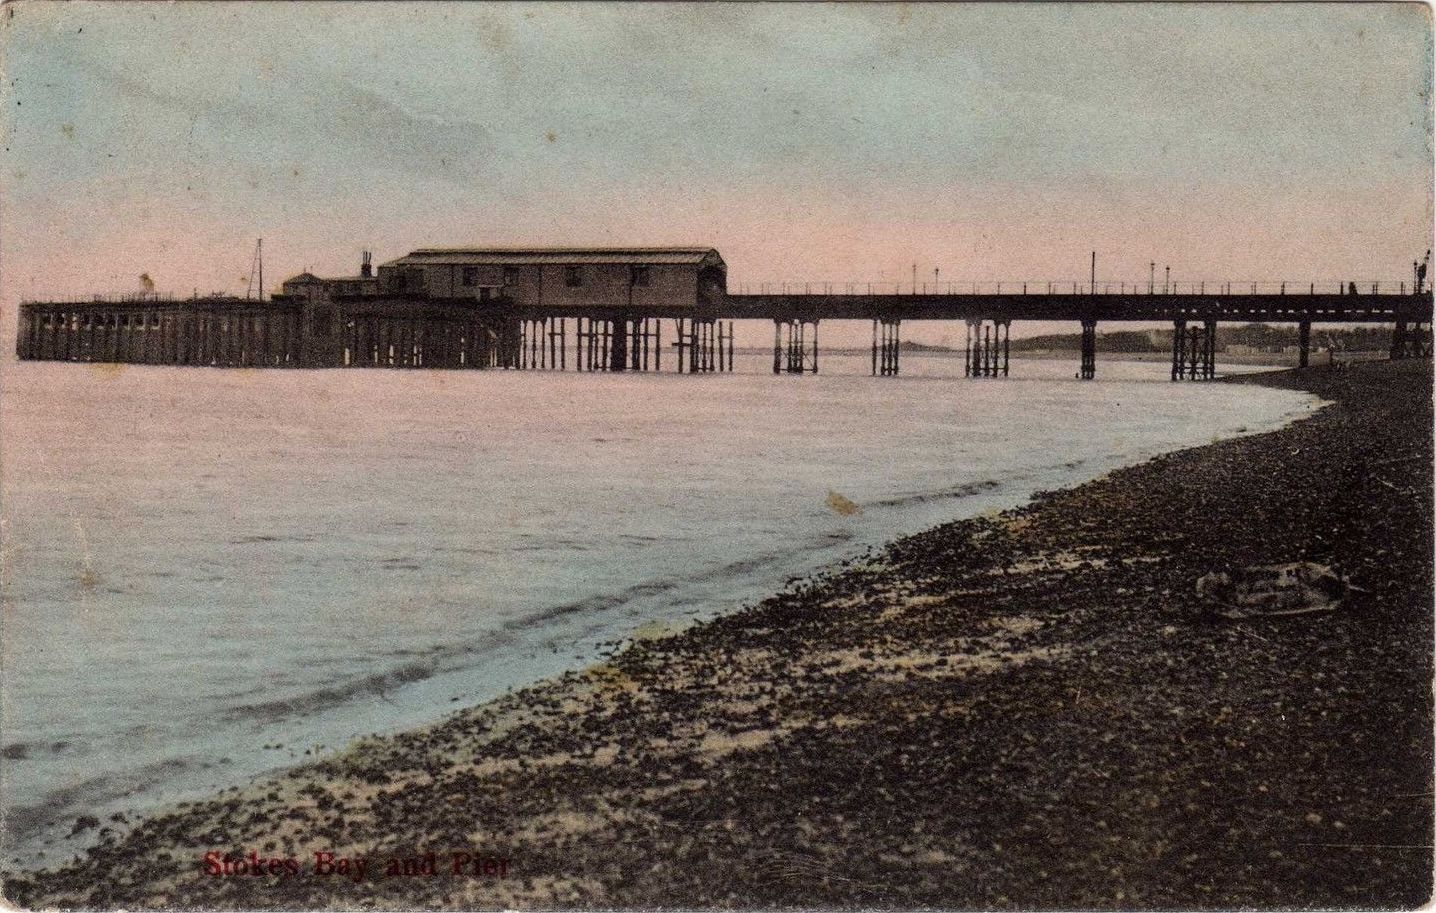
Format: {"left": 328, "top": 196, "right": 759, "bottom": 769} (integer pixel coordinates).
{"left": 375, "top": 247, "right": 728, "bottom": 313}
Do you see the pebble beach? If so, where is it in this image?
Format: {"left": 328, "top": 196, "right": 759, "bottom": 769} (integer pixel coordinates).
{"left": 5, "top": 359, "right": 1432, "bottom": 910}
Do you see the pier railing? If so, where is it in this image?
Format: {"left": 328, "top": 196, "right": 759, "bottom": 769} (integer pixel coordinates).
{"left": 732, "top": 279, "right": 1414, "bottom": 297}
{"left": 23, "top": 292, "right": 249, "bottom": 306}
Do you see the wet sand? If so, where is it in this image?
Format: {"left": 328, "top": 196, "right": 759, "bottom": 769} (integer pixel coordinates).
{"left": 6, "top": 360, "right": 1432, "bottom": 910}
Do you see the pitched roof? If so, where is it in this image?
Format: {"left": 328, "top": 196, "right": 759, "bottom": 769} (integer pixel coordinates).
{"left": 381, "top": 247, "right": 724, "bottom": 267}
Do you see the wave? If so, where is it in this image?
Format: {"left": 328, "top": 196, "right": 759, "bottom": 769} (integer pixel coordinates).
{"left": 211, "top": 472, "right": 1047, "bottom": 729}
{"left": 867, "top": 478, "right": 1005, "bottom": 509}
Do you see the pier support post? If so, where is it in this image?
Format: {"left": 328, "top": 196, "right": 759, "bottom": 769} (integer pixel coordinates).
{"left": 19, "top": 308, "right": 34, "bottom": 359}
{"left": 226, "top": 314, "right": 240, "bottom": 366}
{"left": 964, "top": 319, "right": 1009, "bottom": 378}
{"left": 873, "top": 318, "right": 901, "bottom": 376}
{"left": 1171, "top": 320, "right": 1186, "bottom": 381}
{"left": 1080, "top": 319, "right": 1097, "bottom": 380}
{"left": 1390, "top": 321, "right": 1408, "bottom": 360}
{"left": 678, "top": 318, "right": 719, "bottom": 373}
{"left": 1298, "top": 320, "right": 1311, "bottom": 368}
{"left": 777, "top": 319, "right": 818, "bottom": 374}
{"left": 1185, "top": 322, "right": 1201, "bottom": 380}
{"left": 965, "top": 319, "right": 985, "bottom": 377}
{"left": 690, "top": 318, "right": 705, "bottom": 373}
{"left": 963, "top": 319, "right": 973, "bottom": 377}
{"left": 15, "top": 308, "right": 30, "bottom": 359}
{"left": 1189, "top": 321, "right": 1200, "bottom": 378}
{"left": 579, "top": 317, "right": 610, "bottom": 372}
{"left": 1000, "top": 319, "right": 1011, "bottom": 376}
{"left": 609, "top": 315, "right": 629, "bottom": 372}
{"left": 19, "top": 309, "right": 32, "bottom": 359}
{"left": 1203, "top": 319, "right": 1217, "bottom": 379}
{"left": 47, "top": 310, "right": 57, "bottom": 360}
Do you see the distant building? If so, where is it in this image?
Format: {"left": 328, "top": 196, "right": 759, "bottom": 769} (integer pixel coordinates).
{"left": 280, "top": 271, "right": 380, "bottom": 302}
{"left": 280, "top": 251, "right": 381, "bottom": 303}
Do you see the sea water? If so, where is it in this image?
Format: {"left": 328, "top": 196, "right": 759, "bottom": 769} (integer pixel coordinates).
{"left": 0, "top": 353, "right": 1318, "bottom": 866}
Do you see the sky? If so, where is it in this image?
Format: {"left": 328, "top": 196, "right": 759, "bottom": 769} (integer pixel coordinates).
{"left": 1, "top": 1, "right": 1431, "bottom": 345}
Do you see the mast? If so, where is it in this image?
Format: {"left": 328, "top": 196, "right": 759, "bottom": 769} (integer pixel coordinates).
{"left": 245, "top": 238, "right": 264, "bottom": 300}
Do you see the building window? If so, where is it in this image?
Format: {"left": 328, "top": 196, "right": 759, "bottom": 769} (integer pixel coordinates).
{"left": 462, "top": 267, "right": 479, "bottom": 287}
{"left": 565, "top": 266, "right": 584, "bottom": 288}
{"left": 503, "top": 267, "right": 518, "bottom": 287}
{"left": 631, "top": 266, "right": 651, "bottom": 287}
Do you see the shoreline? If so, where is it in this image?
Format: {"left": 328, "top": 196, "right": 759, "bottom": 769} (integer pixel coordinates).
{"left": 6, "top": 360, "right": 1432, "bottom": 909}
{"left": 0, "top": 359, "right": 1313, "bottom": 873}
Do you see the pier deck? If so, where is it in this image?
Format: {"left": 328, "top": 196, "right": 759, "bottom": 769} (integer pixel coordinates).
{"left": 17, "top": 277, "right": 1434, "bottom": 379}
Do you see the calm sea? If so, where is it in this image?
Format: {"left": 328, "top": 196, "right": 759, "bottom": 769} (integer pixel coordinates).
{"left": 0, "top": 353, "right": 1317, "bottom": 866}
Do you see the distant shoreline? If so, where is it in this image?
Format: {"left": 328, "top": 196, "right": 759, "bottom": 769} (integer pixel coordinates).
{"left": 732, "top": 346, "right": 1388, "bottom": 368}
{"left": 7, "top": 360, "right": 1432, "bottom": 910}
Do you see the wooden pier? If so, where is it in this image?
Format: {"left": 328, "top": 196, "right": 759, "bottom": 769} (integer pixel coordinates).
{"left": 15, "top": 246, "right": 1435, "bottom": 380}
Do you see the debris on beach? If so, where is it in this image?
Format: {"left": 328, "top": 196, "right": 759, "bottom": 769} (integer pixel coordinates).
{"left": 66, "top": 816, "right": 99, "bottom": 838}
{"left": 1197, "top": 561, "right": 1351, "bottom": 619}
{"left": 825, "top": 490, "right": 861, "bottom": 516}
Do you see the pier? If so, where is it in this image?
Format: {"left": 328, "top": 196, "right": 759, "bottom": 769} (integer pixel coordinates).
{"left": 16, "top": 247, "right": 1434, "bottom": 379}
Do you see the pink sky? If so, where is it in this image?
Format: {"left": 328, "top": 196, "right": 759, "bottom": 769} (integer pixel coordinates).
{"left": 2, "top": 3, "right": 1431, "bottom": 347}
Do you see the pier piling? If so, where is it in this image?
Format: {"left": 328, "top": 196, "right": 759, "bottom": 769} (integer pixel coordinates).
{"left": 1080, "top": 319, "right": 1097, "bottom": 380}
{"left": 964, "top": 319, "right": 1011, "bottom": 377}
{"left": 775, "top": 319, "right": 818, "bottom": 374}
{"left": 873, "top": 318, "right": 901, "bottom": 376}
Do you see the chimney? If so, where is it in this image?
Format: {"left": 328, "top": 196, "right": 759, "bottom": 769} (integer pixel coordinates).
{"left": 361, "top": 250, "right": 373, "bottom": 278}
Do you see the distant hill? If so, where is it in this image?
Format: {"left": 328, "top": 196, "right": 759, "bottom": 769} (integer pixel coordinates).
{"left": 898, "top": 340, "right": 958, "bottom": 352}
{"left": 1010, "top": 324, "right": 1395, "bottom": 354}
